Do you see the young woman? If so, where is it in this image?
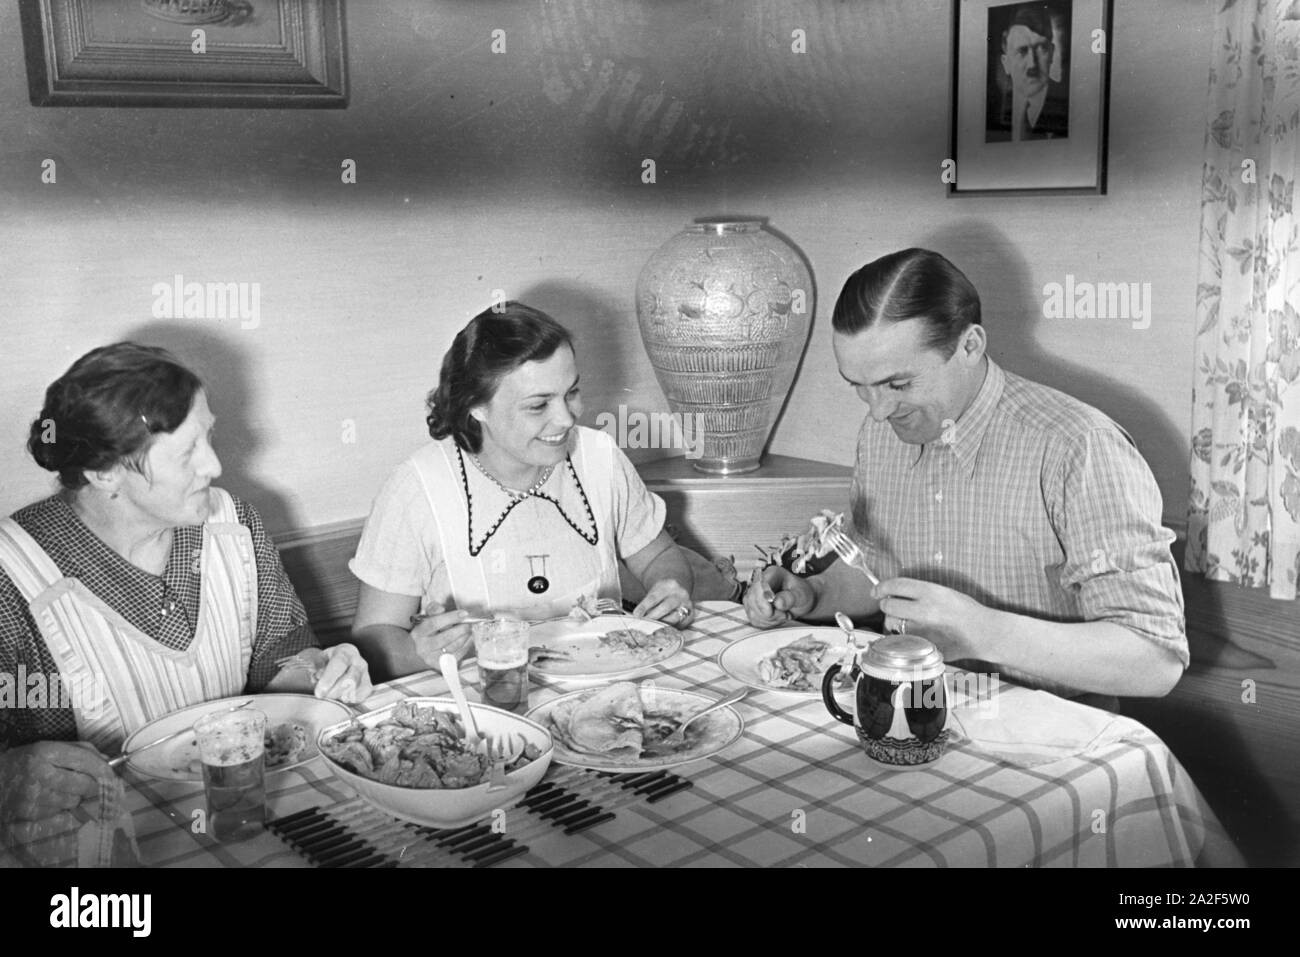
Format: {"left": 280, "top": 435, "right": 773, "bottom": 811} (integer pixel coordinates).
{"left": 350, "top": 302, "right": 733, "bottom": 679}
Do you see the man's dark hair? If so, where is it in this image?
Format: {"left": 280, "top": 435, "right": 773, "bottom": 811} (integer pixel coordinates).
{"left": 831, "top": 249, "right": 981, "bottom": 358}
{"left": 1001, "top": 3, "right": 1053, "bottom": 51}
{"left": 426, "top": 301, "right": 574, "bottom": 452}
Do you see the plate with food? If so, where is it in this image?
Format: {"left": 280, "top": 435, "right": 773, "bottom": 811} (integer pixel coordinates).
{"left": 717, "top": 627, "right": 879, "bottom": 697}
{"left": 524, "top": 615, "right": 683, "bottom": 682}
{"left": 316, "top": 698, "right": 553, "bottom": 829}
{"left": 121, "top": 693, "right": 354, "bottom": 782}
{"left": 526, "top": 681, "right": 743, "bottom": 771}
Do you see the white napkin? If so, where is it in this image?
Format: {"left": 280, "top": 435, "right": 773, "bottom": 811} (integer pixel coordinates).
{"left": 948, "top": 689, "right": 1128, "bottom": 768}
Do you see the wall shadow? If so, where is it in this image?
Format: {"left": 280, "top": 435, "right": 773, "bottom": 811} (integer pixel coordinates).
{"left": 761, "top": 219, "right": 820, "bottom": 463}
{"left": 917, "top": 218, "right": 1189, "bottom": 516}
{"left": 124, "top": 320, "right": 297, "bottom": 534}
{"left": 516, "top": 279, "right": 644, "bottom": 452}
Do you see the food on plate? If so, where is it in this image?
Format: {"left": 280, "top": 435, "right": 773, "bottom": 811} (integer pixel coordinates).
{"left": 171, "top": 747, "right": 204, "bottom": 777}
{"left": 171, "top": 720, "right": 313, "bottom": 776}
{"left": 546, "top": 681, "right": 714, "bottom": 759}
{"left": 529, "top": 626, "right": 678, "bottom": 667}
{"left": 264, "top": 722, "right": 308, "bottom": 769}
{"left": 529, "top": 644, "right": 573, "bottom": 665}
{"left": 597, "top": 626, "right": 676, "bottom": 658}
{"left": 320, "top": 700, "right": 541, "bottom": 789}
{"left": 757, "top": 634, "right": 853, "bottom": 691}
{"left": 549, "top": 682, "right": 644, "bottom": 755}
{"left": 568, "top": 594, "right": 600, "bottom": 622}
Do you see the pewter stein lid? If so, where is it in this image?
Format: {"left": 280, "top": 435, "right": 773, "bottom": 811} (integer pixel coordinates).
{"left": 687, "top": 217, "right": 764, "bottom": 235}
{"left": 861, "top": 635, "right": 945, "bottom": 682}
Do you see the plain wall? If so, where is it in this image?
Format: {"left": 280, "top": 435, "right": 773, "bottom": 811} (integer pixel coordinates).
{"left": 0, "top": 0, "right": 1213, "bottom": 534}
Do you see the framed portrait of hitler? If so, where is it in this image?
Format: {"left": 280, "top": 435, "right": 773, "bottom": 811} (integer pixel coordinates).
{"left": 950, "top": 0, "right": 1112, "bottom": 195}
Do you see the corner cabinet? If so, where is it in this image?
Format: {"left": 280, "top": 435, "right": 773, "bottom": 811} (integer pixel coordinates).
{"left": 635, "top": 454, "right": 854, "bottom": 575}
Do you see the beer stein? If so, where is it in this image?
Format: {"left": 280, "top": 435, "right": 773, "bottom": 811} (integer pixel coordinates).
{"left": 822, "top": 634, "right": 951, "bottom": 767}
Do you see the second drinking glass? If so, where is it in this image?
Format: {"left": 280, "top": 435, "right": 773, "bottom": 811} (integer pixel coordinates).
{"left": 472, "top": 618, "right": 531, "bottom": 714}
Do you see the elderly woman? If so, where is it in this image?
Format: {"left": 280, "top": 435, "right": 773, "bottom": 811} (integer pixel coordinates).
{"left": 351, "top": 302, "right": 734, "bottom": 679}
{"left": 0, "top": 343, "right": 371, "bottom": 851}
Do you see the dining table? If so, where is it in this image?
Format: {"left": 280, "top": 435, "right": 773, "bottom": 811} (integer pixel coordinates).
{"left": 17, "top": 601, "right": 1244, "bottom": 868}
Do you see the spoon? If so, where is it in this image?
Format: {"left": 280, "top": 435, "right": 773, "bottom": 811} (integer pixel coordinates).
{"left": 833, "top": 610, "right": 871, "bottom": 679}
{"left": 659, "top": 687, "right": 748, "bottom": 746}
{"left": 439, "top": 653, "right": 483, "bottom": 748}
{"left": 834, "top": 612, "right": 859, "bottom": 649}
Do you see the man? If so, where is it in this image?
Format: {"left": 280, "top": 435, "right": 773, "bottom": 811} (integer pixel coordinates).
{"left": 745, "top": 249, "right": 1187, "bottom": 700}
{"left": 988, "top": 4, "right": 1069, "bottom": 142}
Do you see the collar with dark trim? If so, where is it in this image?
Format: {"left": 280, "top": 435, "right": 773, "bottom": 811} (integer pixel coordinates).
{"left": 456, "top": 448, "right": 598, "bottom": 556}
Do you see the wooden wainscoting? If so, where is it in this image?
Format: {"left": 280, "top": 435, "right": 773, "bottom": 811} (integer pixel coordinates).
{"left": 1120, "top": 540, "right": 1300, "bottom": 867}
{"left": 633, "top": 454, "right": 854, "bottom": 578}
{"left": 274, "top": 519, "right": 364, "bottom": 646}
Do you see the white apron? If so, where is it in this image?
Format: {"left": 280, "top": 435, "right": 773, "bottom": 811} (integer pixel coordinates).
{"left": 0, "top": 488, "right": 256, "bottom": 752}
{"left": 411, "top": 430, "right": 622, "bottom": 619}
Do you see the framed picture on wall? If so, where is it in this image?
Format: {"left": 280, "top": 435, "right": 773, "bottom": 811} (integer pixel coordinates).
{"left": 949, "top": 0, "right": 1111, "bottom": 195}
{"left": 19, "top": 0, "right": 347, "bottom": 108}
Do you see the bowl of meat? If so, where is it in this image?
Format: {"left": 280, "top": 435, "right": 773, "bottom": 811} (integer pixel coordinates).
{"left": 316, "top": 698, "right": 553, "bottom": 829}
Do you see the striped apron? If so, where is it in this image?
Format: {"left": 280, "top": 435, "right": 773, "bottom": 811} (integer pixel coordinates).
{"left": 0, "top": 488, "right": 256, "bottom": 752}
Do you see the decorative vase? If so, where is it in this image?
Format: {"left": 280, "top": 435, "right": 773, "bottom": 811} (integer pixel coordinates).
{"left": 634, "top": 218, "right": 814, "bottom": 474}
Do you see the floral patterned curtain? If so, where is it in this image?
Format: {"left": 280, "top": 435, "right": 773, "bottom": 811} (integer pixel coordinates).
{"left": 1189, "top": 0, "right": 1300, "bottom": 600}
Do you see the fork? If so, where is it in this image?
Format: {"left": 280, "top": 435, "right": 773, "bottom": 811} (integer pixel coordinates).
{"left": 274, "top": 652, "right": 319, "bottom": 675}
{"left": 485, "top": 732, "right": 525, "bottom": 792}
{"left": 534, "top": 598, "right": 628, "bottom": 623}
{"left": 109, "top": 699, "right": 254, "bottom": 769}
{"left": 825, "top": 528, "right": 880, "bottom": 586}
{"left": 574, "top": 598, "right": 627, "bottom": 619}
{"left": 651, "top": 687, "right": 748, "bottom": 747}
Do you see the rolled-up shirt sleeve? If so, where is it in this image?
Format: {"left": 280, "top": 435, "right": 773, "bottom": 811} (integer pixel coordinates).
{"left": 1052, "top": 428, "right": 1188, "bottom": 667}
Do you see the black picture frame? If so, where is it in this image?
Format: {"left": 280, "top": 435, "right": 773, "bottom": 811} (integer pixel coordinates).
{"left": 949, "top": 0, "right": 1111, "bottom": 195}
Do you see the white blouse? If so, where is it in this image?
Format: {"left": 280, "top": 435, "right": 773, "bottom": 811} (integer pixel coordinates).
{"left": 350, "top": 426, "right": 665, "bottom": 619}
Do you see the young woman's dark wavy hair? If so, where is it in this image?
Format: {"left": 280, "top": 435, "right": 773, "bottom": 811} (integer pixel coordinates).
{"left": 831, "top": 248, "right": 982, "bottom": 357}
{"left": 27, "top": 342, "right": 204, "bottom": 490}
{"left": 426, "top": 302, "right": 574, "bottom": 453}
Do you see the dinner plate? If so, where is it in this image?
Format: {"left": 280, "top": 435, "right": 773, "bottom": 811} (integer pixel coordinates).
{"left": 525, "top": 685, "right": 743, "bottom": 772}
{"left": 525, "top": 615, "right": 683, "bottom": 683}
{"left": 717, "top": 626, "right": 880, "bottom": 698}
{"left": 121, "top": 693, "right": 354, "bottom": 782}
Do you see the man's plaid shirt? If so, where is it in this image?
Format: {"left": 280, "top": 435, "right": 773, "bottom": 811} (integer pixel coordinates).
{"left": 849, "top": 358, "right": 1187, "bottom": 696}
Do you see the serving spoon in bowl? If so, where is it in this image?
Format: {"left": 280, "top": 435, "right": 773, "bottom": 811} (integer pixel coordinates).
{"left": 439, "top": 653, "right": 483, "bottom": 750}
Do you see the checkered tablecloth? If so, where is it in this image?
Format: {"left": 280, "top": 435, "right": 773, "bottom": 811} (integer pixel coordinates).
{"left": 28, "top": 602, "right": 1243, "bottom": 868}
